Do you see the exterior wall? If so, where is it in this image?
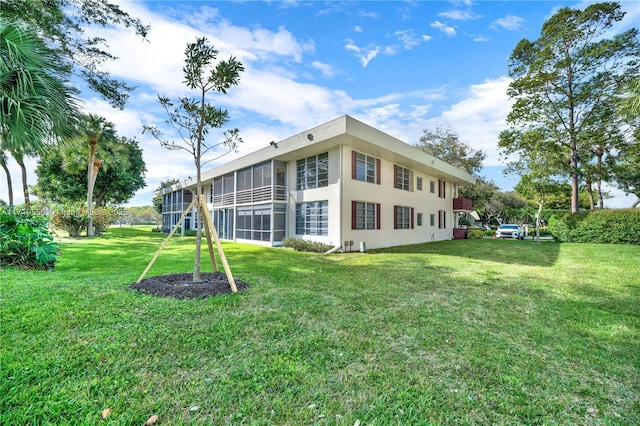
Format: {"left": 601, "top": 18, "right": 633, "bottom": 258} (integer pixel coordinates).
{"left": 340, "top": 146, "right": 454, "bottom": 250}
{"left": 287, "top": 147, "right": 342, "bottom": 247}
{"left": 158, "top": 115, "right": 475, "bottom": 250}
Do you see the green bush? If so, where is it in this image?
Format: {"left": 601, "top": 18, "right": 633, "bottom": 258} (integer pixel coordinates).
{"left": 0, "top": 208, "right": 60, "bottom": 270}
{"left": 51, "top": 208, "right": 87, "bottom": 237}
{"left": 92, "top": 206, "right": 122, "bottom": 236}
{"left": 549, "top": 209, "right": 640, "bottom": 244}
{"left": 283, "top": 238, "right": 333, "bottom": 253}
{"left": 467, "top": 228, "right": 484, "bottom": 239}
{"left": 51, "top": 206, "right": 122, "bottom": 237}
{"left": 151, "top": 227, "right": 162, "bottom": 233}
{"left": 184, "top": 229, "right": 197, "bottom": 237}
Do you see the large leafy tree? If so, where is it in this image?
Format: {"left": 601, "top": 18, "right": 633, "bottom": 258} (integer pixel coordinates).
{"left": 416, "top": 126, "right": 486, "bottom": 176}
{"left": 415, "top": 125, "right": 491, "bottom": 215}
{"left": 143, "top": 37, "right": 244, "bottom": 282}
{"left": 0, "top": 21, "right": 80, "bottom": 208}
{"left": 34, "top": 136, "right": 146, "bottom": 207}
{"left": 499, "top": 2, "right": 639, "bottom": 213}
{"left": 1, "top": 0, "right": 149, "bottom": 109}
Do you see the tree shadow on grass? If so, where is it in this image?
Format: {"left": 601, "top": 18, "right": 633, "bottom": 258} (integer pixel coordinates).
{"left": 369, "top": 239, "right": 561, "bottom": 267}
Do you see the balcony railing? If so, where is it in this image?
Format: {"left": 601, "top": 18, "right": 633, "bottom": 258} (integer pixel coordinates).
{"left": 453, "top": 198, "right": 473, "bottom": 211}
{"left": 162, "top": 202, "right": 193, "bottom": 213}
{"left": 212, "top": 185, "right": 287, "bottom": 207}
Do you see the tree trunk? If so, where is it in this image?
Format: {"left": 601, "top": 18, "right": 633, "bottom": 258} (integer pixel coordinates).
{"left": 87, "top": 139, "right": 98, "bottom": 237}
{"left": 1, "top": 159, "right": 14, "bottom": 209}
{"left": 16, "top": 155, "right": 30, "bottom": 209}
{"left": 596, "top": 150, "right": 604, "bottom": 210}
{"left": 632, "top": 197, "right": 640, "bottom": 208}
{"left": 586, "top": 179, "right": 595, "bottom": 211}
{"left": 570, "top": 142, "right": 580, "bottom": 213}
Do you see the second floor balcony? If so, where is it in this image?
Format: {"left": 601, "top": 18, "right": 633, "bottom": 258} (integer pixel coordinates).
{"left": 453, "top": 198, "right": 473, "bottom": 212}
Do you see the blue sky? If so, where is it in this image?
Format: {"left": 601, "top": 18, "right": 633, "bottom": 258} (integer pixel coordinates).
{"left": 2, "top": 0, "right": 638, "bottom": 207}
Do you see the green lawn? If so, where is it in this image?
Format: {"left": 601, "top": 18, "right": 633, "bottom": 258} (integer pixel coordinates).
{"left": 1, "top": 227, "right": 639, "bottom": 425}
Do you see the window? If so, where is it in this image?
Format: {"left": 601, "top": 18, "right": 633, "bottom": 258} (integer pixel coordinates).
{"left": 352, "top": 151, "right": 380, "bottom": 184}
{"left": 296, "top": 201, "right": 328, "bottom": 236}
{"left": 253, "top": 162, "right": 272, "bottom": 188}
{"left": 417, "top": 177, "right": 423, "bottom": 191}
{"left": 417, "top": 213, "right": 423, "bottom": 226}
{"left": 438, "top": 210, "right": 447, "bottom": 229}
{"left": 237, "top": 168, "right": 252, "bottom": 191}
{"left": 430, "top": 180, "right": 435, "bottom": 193}
{"left": 252, "top": 206, "right": 271, "bottom": 241}
{"left": 352, "top": 201, "right": 380, "bottom": 230}
{"left": 296, "top": 153, "right": 328, "bottom": 190}
{"left": 236, "top": 207, "right": 252, "bottom": 239}
{"left": 438, "top": 179, "right": 446, "bottom": 198}
{"left": 430, "top": 213, "right": 436, "bottom": 227}
{"left": 394, "top": 205, "right": 414, "bottom": 230}
{"left": 394, "top": 165, "right": 411, "bottom": 191}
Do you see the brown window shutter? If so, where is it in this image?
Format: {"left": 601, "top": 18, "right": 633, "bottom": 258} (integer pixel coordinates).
{"left": 438, "top": 210, "right": 442, "bottom": 228}
{"left": 443, "top": 180, "right": 446, "bottom": 198}
{"left": 351, "top": 200, "right": 357, "bottom": 230}
{"left": 393, "top": 205, "right": 398, "bottom": 229}
{"left": 376, "top": 203, "right": 381, "bottom": 229}
{"left": 394, "top": 165, "right": 398, "bottom": 188}
{"left": 352, "top": 151, "right": 357, "bottom": 180}
{"left": 411, "top": 207, "right": 415, "bottom": 229}
{"left": 376, "top": 159, "right": 381, "bottom": 185}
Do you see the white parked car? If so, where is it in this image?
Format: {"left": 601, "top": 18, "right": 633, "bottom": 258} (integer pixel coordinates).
{"left": 495, "top": 224, "right": 525, "bottom": 240}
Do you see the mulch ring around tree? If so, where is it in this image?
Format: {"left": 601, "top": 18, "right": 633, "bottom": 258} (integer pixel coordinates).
{"left": 129, "top": 272, "right": 249, "bottom": 299}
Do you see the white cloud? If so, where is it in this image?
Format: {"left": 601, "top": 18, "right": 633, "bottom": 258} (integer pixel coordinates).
{"left": 430, "top": 21, "right": 457, "bottom": 37}
{"left": 395, "top": 29, "right": 431, "bottom": 49}
{"left": 473, "top": 35, "right": 490, "bottom": 42}
{"left": 490, "top": 15, "right": 525, "bottom": 31}
{"left": 438, "top": 10, "right": 483, "bottom": 21}
{"left": 421, "top": 77, "right": 513, "bottom": 167}
{"left": 310, "top": 61, "right": 336, "bottom": 77}
{"left": 344, "top": 39, "right": 380, "bottom": 67}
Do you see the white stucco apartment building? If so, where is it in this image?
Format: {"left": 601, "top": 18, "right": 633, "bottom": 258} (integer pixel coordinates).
{"left": 158, "top": 115, "right": 476, "bottom": 250}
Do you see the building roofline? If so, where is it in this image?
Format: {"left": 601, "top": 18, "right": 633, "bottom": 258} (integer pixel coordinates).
{"left": 157, "top": 115, "right": 476, "bottom": 196}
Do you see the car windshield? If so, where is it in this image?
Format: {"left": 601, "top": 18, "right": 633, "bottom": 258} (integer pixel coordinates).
{"left": 501, "top": 225, "right": 518, "bottom": 229}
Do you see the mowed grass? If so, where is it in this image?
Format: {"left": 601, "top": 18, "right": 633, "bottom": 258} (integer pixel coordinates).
{"left": 1, "top": 227, "right": 638, "bottom": 425}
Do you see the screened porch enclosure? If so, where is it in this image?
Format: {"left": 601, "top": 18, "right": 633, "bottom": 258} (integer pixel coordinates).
{"left": 209, "top": 159, "right": 288, "bottom": 246}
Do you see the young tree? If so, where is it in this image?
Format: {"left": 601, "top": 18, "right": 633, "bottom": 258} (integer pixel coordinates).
{"left": 499, "top": 2, "right": 639, "bottom": 213}
{"left": 143, "top": 37, "right": 244, "bottom": 282}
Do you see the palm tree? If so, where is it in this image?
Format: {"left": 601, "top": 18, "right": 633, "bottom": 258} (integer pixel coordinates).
{"left": 0, "top": 20, "right": 80, "bottom": 208}
{"left": 77, "top": 114, "right": 116, "bottom": 236}
{"left": 0, "top": 150, "right": 13, "bottom": 207}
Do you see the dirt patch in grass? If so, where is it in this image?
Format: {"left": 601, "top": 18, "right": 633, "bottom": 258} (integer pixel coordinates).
{"left": 129, "top": 272, "right": 249, "bottom": 299}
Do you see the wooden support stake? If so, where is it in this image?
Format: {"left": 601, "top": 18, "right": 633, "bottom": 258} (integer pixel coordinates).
{"left": 199, "top": 195, "right": 237, "bottom": 293}
{"left": 198, "top": 195, "right": 218, "bottom": 272}
{"left": 136, "top": 199, "right": 197, "bottom": 283}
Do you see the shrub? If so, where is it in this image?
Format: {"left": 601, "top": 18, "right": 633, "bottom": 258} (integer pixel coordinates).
{"left": 184, "top": 229, "right": 197, "bottom": 237}
{"left": 151, "top": 227, "right": 162, "bottom": 233}
{"left": 549, "top": 209, "right": 640, "bottom": 244}
{"left": 283, "top": 238, "right": 333, "bottom": 253}
{"left": 51, "top": 209, "right": 88, "bottom": 237}
{"left": 0, "top": 208, "right": 60, "bottom": 270}
{"left": 467, "top": 228, "right": 484, "bottom": 239}
{"left": 51, "top": 206, "right": 122, "bottom": 237}
{"left": 92, "top": 206, "right": 122, "bottom": 236}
